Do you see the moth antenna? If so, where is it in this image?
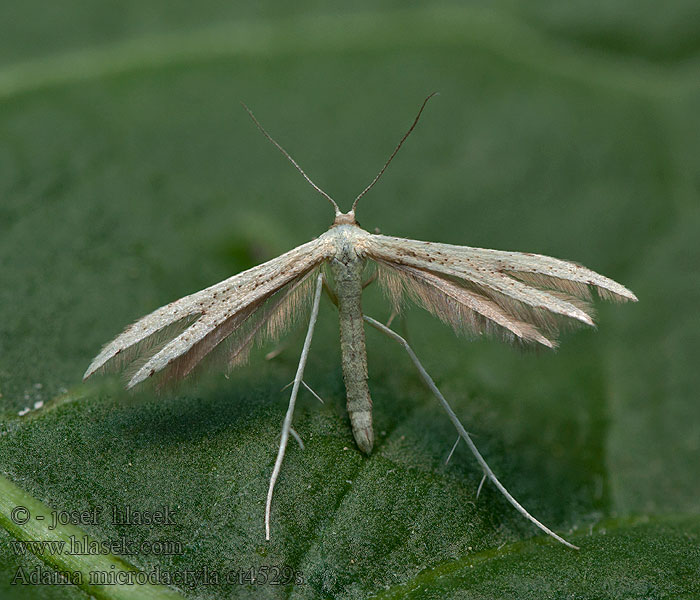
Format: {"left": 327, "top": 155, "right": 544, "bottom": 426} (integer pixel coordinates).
{"left": 241, "top": 102, "right": 341, "bottom": 215}
{"left": 351, "top": 92, "right": 439, "bottom": 213}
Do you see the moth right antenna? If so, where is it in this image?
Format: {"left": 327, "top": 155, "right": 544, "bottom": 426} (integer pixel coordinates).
{"left": 241, "top": 102, "right": 341, "bottom": 215}
{"left": 351, "top": 92, "right": 439, "bottom": 213}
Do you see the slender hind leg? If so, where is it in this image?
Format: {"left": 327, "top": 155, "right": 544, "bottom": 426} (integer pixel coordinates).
{"left": 363, "top": 315, "right": 579, "bottom": 550}
{"left": 265, "top": 272, "right": 324, "bottom": 540}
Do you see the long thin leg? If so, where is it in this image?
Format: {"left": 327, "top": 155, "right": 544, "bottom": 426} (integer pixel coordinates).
{"left": 280, "top": 379, "right": 325, "bottom": 404}
{"left": 265, "top": 272, "right": 324, "bottom": 540}
{"left": 265, "top": 339, "right": 291, "bottom": 360}
{"left": 301, "top": 380, "right": 325, "bottom": 404}
{"left": 362, "top": 271, "right": 378, "bottom": 289}
{"left": 289, "top": 427, "right": 305, "bottom": 450}
{"left": 363, "top": 315, "right": 579, "bottom": 550}
{"left": 476, "top": 472, "right": 487, "bottom": 500}
{"left": 445, "top": 436, "right": 460, "bottom": 465}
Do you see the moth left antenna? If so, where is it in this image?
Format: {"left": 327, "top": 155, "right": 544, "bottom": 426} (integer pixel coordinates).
{"left": 351, "top": 92, "right": 438, "bottom": 213}
{"left": 241, "top": 102, "right": 341, "bottom": 215}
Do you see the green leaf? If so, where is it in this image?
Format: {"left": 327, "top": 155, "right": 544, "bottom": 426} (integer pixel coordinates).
{"left": 1, "top": 3, "right": 698, "bottom": 598}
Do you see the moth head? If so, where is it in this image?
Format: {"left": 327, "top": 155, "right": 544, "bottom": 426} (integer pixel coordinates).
{"left": 332, "top": 211, "right": 359, "bottom": 227}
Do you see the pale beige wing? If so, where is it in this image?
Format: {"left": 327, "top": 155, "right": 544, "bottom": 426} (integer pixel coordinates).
{"left": 363, "top": 233, "right": 636, "bottom": 346}
{"left": 84, "top": 236, "right": 334, "bottom": 387}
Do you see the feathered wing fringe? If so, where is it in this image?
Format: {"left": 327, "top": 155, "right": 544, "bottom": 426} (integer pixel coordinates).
{"left": 90, "top": 313, "right": 202, "bottom": 381}
{"left": 367, "top": 234, "right": 637, "bottom": 347}
{"left": 376, "top": 261, "right": 556, "bottom": 347}
{"left": 154, "top": 270, "right": 318, "bottom": 386}
{"left": 84, "top": 236, "right": 333, "bottom": 386}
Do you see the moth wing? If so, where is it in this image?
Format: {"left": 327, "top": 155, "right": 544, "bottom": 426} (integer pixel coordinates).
{"left": 374, "top": 260, "right": 557, "bottom": 347}
{"left": 366, "top": 235, "right": 636, "bottom": 302}
{"left": 84, "top": 236, "right": 334, "bottom": 386}
{"left": 362, "top": 233, "right": 636, "bottom": 346}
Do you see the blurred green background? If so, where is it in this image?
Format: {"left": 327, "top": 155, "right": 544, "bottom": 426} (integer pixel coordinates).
{"left": 1, "top": 2, "right": 699, "bottom": 599}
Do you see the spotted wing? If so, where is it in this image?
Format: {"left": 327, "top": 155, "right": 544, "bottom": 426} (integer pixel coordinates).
{"left": 84, "top": 236, "right": 334, "bottom": 387}
{"left": 363, "top": 233, "right": 636, "bottom": 347}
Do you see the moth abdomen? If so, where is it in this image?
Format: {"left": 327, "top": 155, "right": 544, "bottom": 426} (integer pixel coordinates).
{"left": 330, "top": 252, "right": 374, "bottom": 454}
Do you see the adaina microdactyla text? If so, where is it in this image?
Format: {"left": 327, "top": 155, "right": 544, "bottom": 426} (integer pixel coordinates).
{"left": 85, "top": 94, "right": 637, "bottom": 549}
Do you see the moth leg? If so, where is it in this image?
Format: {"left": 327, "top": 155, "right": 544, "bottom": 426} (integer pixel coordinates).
{"left": 265, "top": 340, "right": 291, "bottom": 361}
{"left": 265, "top": 272, "right": 324, "bottom": 540}
{"left": 387, "top": 312, "right": 413, "bottom": 349}
{"left": 301, "top": 380, "right": 325, "bottom": 404}
{"left": 362, "top": 271, "right": 378, "bottom": 289}
{"left": 281, "top": 379, "right": 325, "bottom": 404}
{"left": 290, "top": 427, "right": 304, "bottom": 450}
{"left": 267, "top": 317, "right": 309, "bottom": 361}
{"left": 476, "top": 472, "right": 487, "bottom": 500}
{"left": 445, "top": 436, "right": 460, "bottom": 465}
{"left": 363, "top": 315, "right": 579, "bottom": 550}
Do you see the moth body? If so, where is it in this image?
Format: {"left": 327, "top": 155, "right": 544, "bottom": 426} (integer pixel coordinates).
{"left": 327, "top": 217, "right": 374, "bottom": 453}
